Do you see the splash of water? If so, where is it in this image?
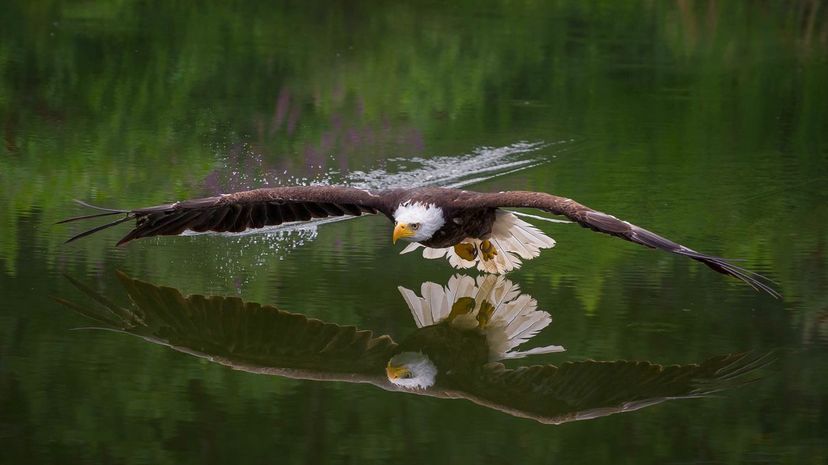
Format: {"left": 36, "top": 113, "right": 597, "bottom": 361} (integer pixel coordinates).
{"left": 196, "top": 139, "right": 573, "bottom": 272}
{"left": 345, "top": 141, "right": 552, "bottom": 190}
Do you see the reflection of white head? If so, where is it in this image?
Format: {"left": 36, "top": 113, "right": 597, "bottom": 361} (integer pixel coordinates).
{"left": 392, "top": 202, "right": 445, "bottom": 243}
{"left": 386, "top": 351, "right": 438, "bottom": 389}
{"left": 398, "top": 275, "right": 565, "bottom": 361}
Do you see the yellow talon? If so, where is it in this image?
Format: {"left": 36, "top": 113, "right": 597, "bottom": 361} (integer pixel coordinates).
{"left": 479, "top": 240, "right": 498, "bottom": 261}
{"left": 448, "top": 296, "right": 476, "bottom": 321}
{"left": 476, "top": 300, "right": 495, "bottom": 328}
{"left": 454, "top": 243, "right": 478, "bottom": 261}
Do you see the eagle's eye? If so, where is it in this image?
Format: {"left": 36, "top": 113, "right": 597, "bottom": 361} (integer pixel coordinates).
{"left": 411, "top": 223, "right": 420, "bottom": 230}
{"left": 403, "top": 372, "right": 414, "bottom": 379}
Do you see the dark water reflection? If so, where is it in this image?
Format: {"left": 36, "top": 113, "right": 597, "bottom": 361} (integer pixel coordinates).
{"left": 1, "top": 0, "right": 827, "bottom": 464}
{"left": 57, "top": 272, "right": 772, "bottom": 426}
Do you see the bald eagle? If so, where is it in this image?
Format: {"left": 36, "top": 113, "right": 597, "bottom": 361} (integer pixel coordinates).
{"left": 60, "top": 186, "right": 778, "bottom": 296}
{"left": 57, "top": 271, "right": 772, "bottom": 425}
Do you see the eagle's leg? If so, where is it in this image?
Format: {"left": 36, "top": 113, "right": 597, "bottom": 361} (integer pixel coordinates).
{"left": 476, "top": 300, "right": 495, "bottom": 328}
{"left": 453, "top": 243, "right": 478, "bottom": 261}
{"left": 479, "top": 239, "right": 498, "bottom": 261}
{"left": 448, "top": 296, "right": 475, "bottom": 321}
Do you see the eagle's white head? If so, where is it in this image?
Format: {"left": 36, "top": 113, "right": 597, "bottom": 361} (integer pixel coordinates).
{"left": 385, "top": 351, "right": 438, "bottom": 389}
{"left": 392, "top": 202, "right": 445, "bottom": 243}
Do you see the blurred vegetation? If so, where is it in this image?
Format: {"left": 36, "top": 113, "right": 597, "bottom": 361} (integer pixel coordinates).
{"left": 1, "top": 0, "right": 827, "bottom": 464}
{"left": 2, "top": 0, "right": 822, "bottom": 302}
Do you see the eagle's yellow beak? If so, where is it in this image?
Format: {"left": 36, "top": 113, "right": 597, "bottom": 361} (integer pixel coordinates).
{"left": 393, "top": 223, "right": 415, "bottom": 244}
{"left": 386, "top": 364, "right": 410, "bottom": 380}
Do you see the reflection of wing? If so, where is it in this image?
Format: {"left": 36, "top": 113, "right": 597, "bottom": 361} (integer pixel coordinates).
{"left": 56, "top": 272, "right": 399, "bottom": 387}
{"left": 439, "top": 353, "right": 772, "bottom": 424}
{"left": 56, "top": 273, "right": 771, "bottom": 424}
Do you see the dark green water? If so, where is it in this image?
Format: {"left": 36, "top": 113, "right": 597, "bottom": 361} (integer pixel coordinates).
{"left": 1, "top": 1, "right": 827, "bottom": 464}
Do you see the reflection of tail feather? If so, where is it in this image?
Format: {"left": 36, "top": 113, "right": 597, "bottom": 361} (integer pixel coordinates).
{"left": 485, "top": 291, "right": 562, "bottom": 360}
{"left": 400, "top": 212, "right": 556, "bottom": 274}
{"left": 397, "top": 275, "right": 564, "bottom": 361}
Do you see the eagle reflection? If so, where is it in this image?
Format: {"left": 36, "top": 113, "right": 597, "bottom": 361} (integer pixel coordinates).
{"left": 57, "top": 272, "right": 770, "bottom": 425}
{"left": 387, "top": 275, "right": 564, "bottom": 389}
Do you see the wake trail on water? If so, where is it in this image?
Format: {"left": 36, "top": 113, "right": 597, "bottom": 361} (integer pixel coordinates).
{"left": 177, "top": 139, "right": 577, "bottom": 270}
{"left": 189, "top": 140, "right": 573, "bottom": 240}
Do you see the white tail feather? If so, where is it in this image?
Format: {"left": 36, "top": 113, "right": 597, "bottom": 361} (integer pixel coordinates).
{"left": 398, "top": 286, "right": 428, "bottom": 327}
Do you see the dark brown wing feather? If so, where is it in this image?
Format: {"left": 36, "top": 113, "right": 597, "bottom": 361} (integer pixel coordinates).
{"left": 442, "top": 352, "right": 773, "bottom": 424}
{"left": 60, "top": 186, "right": 394, "bottom": 246}
{"left": 460, "top": 191, "right": 780, "bottom": 297}
{"left": 56, "top": 271, "right": 399, "bottom": 385}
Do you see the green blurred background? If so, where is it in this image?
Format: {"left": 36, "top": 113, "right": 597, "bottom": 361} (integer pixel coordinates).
{"left": 1, "top": 1, "right": 826, "bottom": 464}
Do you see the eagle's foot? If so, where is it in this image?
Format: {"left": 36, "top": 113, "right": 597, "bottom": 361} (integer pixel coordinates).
{"left": 448, "top": 296, "right": 476, "bottom": 321}
{"left": 454, "top": 242, "right": 478, "bottom": 261}
{"left": 479, "top": 240, "right": 498, "bottom": 261}
{"left": 476, "top": 300, "right": 495, "bottom": 328}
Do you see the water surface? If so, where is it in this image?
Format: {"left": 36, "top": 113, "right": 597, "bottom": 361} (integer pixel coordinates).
{"left": 1, "top": 1, "right": 827, "bottom": 464}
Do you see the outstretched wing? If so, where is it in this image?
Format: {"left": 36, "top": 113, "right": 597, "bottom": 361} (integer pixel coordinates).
{"left": 460, "top": 191, "right": 779, "bottom": 297}
{"left": 441, "top": 352, "right": 772, "bottom": 424}
{"left": 59, "top": 186, "right": 396, "bottom": 245}
{"left": 55, "top": 272, "right": 399, "bottom": 386}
